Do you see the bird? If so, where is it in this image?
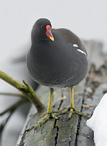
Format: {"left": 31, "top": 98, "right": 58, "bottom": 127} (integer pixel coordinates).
{"left": 26, "top": 18, "right": 88, "bottom": 129}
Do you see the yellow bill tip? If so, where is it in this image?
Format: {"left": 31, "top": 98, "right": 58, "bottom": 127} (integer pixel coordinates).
{"left": 50, "top": 36, "right": 54, "bottom": 41}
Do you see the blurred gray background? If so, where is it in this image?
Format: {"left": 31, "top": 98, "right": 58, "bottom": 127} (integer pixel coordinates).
{"left": 0, "top": 0, "right": 107, "bottom": 146}
{"left": 0, "top": 0, "right": 107, "bottom": 64}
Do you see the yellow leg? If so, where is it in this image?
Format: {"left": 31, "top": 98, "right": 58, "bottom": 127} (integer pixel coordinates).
{"left": 47, "top": 88, "right": 54, "bottom": 113}
{"left": 70, "top": 87, "right": 74, "bottom": 108}
{"left": 47, "top": 88, "right": 58, "bottom": 119}
{"left": 54, "top": 87, "right": 75, "bottom": 119}
{"left": 25, "top": 87, "right": 89, "bottom": 132}
{"left": 69, "top": 87, "right": 74, "bottom": 118}
{"left": 54, "top": 87, "right": 90, "bottom": 118}
{"left": 25, "top": 88, "right": 58, "bottom": 132}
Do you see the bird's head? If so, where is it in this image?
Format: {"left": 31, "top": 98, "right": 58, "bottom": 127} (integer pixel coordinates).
{"left": 31, "top": 18, "right": 54, "bottom": 41}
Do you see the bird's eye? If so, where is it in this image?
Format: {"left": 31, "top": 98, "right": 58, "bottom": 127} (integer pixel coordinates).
{"left": 41, "top": 26, "right": 44, "bottom": 29}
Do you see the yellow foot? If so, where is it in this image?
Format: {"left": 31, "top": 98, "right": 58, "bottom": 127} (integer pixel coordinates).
{"left": 53, "top": 107, "right": 90, "bottom": 119}
{"left": 73, "top": 108, "right": 90, "bottom": 118}
{"left": 25, "top": 113, "right": 58, "bottom": 132}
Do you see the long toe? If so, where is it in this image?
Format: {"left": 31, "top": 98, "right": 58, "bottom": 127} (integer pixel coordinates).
{"left": 49, "top": 113, "right": 58, "bottom": 119}
{"left": 53, "top": 107, "right": 90, "bottom": 119}
{"left": 73, "top": 108, "right": 90, "bottom": 118}
{"left": 25, "top": 113, "right": 58, "bottom": 132}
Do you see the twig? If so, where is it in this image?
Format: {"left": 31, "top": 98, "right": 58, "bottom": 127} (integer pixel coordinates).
{"left": 0, "top": 98, "right": 28, "bottom": 116}
{"left": 0, "top": 98, "right": 28, "bottom": 145}
{"left": 0, "top": 71, "right": 44, "bottom": 112}
{"left": 0, "top": 92, "right": 24, "bottom": 97}
{"left": 0, "top": 112, "right": 13, "bottom": 146}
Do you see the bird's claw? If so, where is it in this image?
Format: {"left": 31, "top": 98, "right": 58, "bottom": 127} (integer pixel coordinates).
{"left": 53, "top": 107, "right": 90, "bottom": 119}
{"left": 25, "top": 113, "right": 58, "bottom": 132}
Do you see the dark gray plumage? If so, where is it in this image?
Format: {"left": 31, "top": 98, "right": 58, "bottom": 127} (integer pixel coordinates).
{"left": 27, "top": 18, "right": 88, "bottom": 88}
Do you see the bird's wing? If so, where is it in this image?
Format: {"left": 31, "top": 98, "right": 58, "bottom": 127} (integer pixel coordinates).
{"left": 52, "top": 28, "right": 87, "bottom": 54}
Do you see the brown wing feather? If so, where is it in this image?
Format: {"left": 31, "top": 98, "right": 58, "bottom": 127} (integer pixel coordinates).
{"left": 52, "top": 28, "right": 87, "bottom": 54}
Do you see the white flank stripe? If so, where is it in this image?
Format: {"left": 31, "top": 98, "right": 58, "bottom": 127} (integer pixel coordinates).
{"left": 73, "top": 44, "right": 78, "bottom": 47}
{"left": 77, "top": 49, "right": 86, "bottom": 55}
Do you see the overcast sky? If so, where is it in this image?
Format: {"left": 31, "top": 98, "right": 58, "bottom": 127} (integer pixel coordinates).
{"left": 0, "top": 0, "right": 107, "bottom": 63}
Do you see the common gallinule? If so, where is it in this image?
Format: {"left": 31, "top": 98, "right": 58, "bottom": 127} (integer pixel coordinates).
{"left": 27, "top": 18, "right": 88, "bottom": 129}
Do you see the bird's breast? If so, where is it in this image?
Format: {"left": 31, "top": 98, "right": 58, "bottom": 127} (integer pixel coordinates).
{"left": 27, "top": 40, "right": 88, "bottom": 88}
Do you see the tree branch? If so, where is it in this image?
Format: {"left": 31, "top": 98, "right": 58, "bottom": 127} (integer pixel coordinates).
{"left": 0, "top": 71, "right": 44, "bottom": 112}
